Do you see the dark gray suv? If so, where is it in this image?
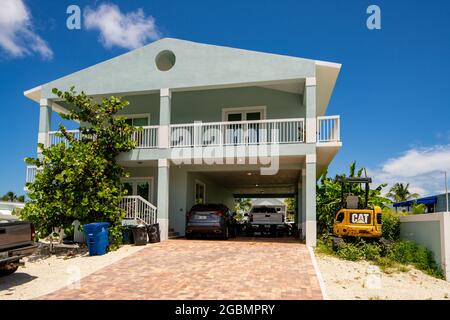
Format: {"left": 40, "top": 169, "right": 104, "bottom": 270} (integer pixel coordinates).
{"left": 185, "top": 204, "right": 237, "bottom": 239}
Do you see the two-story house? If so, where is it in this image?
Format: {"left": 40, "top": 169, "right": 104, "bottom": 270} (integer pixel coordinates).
{"left": 24, "top": 38, "right": 341, "bottom": 246}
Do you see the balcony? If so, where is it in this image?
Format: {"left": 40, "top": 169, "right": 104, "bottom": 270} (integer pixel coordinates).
{"left": 43, "top": 116, "right": 340, "bottom": 149}
{"left": 26, "top": 116, "right": 340, "bottom": 184}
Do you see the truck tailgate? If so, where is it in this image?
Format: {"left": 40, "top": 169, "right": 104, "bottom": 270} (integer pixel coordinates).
{"left": 0, "top": 221, "right": 32, "bottom": 251}
{"left": 252, "top": 213, "right": 283, "bottom": 224}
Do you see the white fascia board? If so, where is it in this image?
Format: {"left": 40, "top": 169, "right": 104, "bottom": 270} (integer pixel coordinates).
{"left": 315, "top": 60, "right": 342, "bottom": 69}
{"left": 24, "top": 85, "right": 43, "bottom": 103}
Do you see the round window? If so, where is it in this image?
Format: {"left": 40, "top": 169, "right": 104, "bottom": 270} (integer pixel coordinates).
{"left": 155, "top": 50, "right": 176, "bottom": 71}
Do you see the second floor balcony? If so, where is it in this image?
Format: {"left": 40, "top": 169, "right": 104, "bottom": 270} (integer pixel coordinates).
{"left": 45, "top": 115, "right": 340, "bottom": 150}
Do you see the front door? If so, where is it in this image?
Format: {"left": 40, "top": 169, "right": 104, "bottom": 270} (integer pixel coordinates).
{"left": 123, "top": 179, "right": 153, "bottom": 202}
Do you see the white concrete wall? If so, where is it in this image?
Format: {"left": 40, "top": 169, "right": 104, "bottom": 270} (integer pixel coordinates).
{"left": 400, "top": 212, "right": 450, "bottom": 281}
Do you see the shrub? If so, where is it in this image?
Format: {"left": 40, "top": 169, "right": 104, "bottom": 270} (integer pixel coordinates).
{"left": 362, "top": 242, "right": 381, "bottom": 261}
{"left": 316, "top": 239, "right": 334, "bottom": 255}
{"left": 381, "top": 210, "right": 401, "bottom": 240}
{"left": 319, "top": 235, "right": 444, "bottom": 279}
{"left": 335, "top": 239, "right": 381, "bottom": 261}
{"left": 386, "top": 240, "right": 443, "bottom": 278}
{"left": 336, "top": 242, "right": 365, "bottom": 261}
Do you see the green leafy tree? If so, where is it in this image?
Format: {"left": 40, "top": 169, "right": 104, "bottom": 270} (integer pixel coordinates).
{"left": 234, "top": 198, "right": 252, "bottom": 215}
{"left": 21, "top": 87, "right": 138, "bottom": 246}
{"left": 284, "top": 198, "right": 296, "bottom": 222}
{"left": 386, "top": 183, "right": 419, "bottom": 202}
{"left": 316, "top": 162, "right": 391, "bottom": 236}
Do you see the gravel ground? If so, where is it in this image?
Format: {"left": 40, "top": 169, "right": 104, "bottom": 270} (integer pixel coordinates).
{"left": 316, "top": 253, "right": 450, "bottom": 300}
{"left": 0, "top": 244, "right": 145, "bottom": 300}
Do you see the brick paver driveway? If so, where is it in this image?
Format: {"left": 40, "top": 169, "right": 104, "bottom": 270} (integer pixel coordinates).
{"left": 41, "top": 238, "right": 323, "bottom": 300}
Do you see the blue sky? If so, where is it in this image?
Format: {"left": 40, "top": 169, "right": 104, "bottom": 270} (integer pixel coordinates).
{"left": 1, "top": 0, "right": 450, "bottom": 197}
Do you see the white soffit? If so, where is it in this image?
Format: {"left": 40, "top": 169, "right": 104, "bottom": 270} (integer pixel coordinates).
{"left": 24, "top": 85, "right": 42, "bottom": 103}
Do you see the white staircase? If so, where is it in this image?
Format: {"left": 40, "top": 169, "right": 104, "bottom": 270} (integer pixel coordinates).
{"left": 119, "top": 196, "right": 157, "bottom": 225}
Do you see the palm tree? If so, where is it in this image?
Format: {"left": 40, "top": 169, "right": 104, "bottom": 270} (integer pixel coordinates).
{"left": 1, "top": 191, "right": 17, "bottom": 202}
{"left": 0, "top": 192, "right": 24, "bottom": 202}
{"left": 386, "top": 183, "right": 419, "bottom": 202}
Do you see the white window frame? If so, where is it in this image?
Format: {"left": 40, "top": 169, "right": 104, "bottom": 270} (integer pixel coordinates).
{"left": 194, "top": 180, "right": 206, "bottom": 205}
{"left": 122, "top": 177, "right": 154, "bottom": 203}
{"left": 121, "top": 113, "right": 151, "bottom": 126}
{"left": 221, "top": 106, "right": 267, "bottom": 122}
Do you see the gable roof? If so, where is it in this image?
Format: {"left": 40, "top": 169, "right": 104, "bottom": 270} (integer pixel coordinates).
{"left": 25, "top": 38, "right": 341, "bottom": 115}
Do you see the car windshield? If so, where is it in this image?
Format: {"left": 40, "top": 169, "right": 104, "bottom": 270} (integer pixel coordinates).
{"left": 251, "top": 206, "right": 277, "bottom": 213}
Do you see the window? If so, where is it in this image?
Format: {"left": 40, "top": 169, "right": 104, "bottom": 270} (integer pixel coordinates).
{"left": 222, "top": 107, "right": 266, "bottom": 145}
{"left": 155, "top": 50, "right": 176, "bottom": 71}
{"left": 122, "top": 178, "right": 154, "bottom": 202}
{"left": 195, "top": 181, "right": 206, "bottom": 205}
{"left": 336, "top": 212, "right": 345, "bottom": 223}
{"left": 124, "top": 115, "right": 149, "bottom": 127}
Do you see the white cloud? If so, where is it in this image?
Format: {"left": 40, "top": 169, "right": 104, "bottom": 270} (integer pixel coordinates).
{"left": 0, "top": 0, "right": 53, "bottom": 59}
{"left": 369, "top": 145, "right": 450, "bottom": 197}
{"left": 84, "top": 4, "right": 161, "bottom": 50}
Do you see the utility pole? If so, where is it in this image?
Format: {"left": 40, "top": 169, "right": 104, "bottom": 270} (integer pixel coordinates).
{"left": 446, "top": 171, "right": 449, "bottom": 213}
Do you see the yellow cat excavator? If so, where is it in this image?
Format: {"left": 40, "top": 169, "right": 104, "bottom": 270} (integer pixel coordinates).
{"left": 332, "top": 177, "right": 382, "bottom": 247}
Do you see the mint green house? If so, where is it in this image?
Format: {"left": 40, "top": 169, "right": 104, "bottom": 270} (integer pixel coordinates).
{"left": 24, "top": 38, "right": 342, "bottom": 246}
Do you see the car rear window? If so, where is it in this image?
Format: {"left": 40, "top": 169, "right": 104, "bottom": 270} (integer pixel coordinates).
{"left": 191, "top": 204, "right": 226, "bottom": 212}
{"left": 251, "top": 206, "right": 277, "bottom": 213}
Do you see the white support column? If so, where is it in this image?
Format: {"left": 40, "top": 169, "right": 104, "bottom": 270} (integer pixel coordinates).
{"left": 157, "top": 159, "right": 170, "bottom": 241}
{"left": 159, "top": 88, "right": 171, "bottom": 149}
{"left": 296, "top": 179, "right": 302, "bottom": 236}
{"left": 301, "top": 165, "right": 306, "bottom": 240}
{"left": 38, "top": 99, "right": 52, "bottom": 154}
{"left": 305, "top": 153, "right": 317, "bottom": 247}
{"left": 305, "top": 77, "right": 317, "bottom": 144}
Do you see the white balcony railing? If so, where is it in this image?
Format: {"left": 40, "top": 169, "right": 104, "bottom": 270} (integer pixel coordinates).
{"left": 133, "top": 126, "right": 159, "bottom": 148}
{"left": 170, "top": 118, "right": 305, "bottom": 147}
{"left": 48, "top": 130, "right": 81, "bottom": 147}
{"left": 48, "top": 126, "right": 159, "bottom": 149}
{"left": 45, "top": 117, "right": 339, "bottom": 150}
{"left": 317, "top": 115, "right": 340, "bottom": 143}
{"left": 26, "top": 165, "right": 38, "bottom": 183}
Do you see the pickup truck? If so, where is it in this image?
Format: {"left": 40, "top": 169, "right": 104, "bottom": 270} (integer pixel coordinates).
{"left": 0, "top": 214, "right": 38, "bottom": 276}
{"left": 247, "top": 205, "right": 287, "bottom": 236}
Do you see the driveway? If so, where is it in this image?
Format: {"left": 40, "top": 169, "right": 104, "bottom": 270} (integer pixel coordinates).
{"left": 40, "top": 238, "right": 323, "bottom": 300}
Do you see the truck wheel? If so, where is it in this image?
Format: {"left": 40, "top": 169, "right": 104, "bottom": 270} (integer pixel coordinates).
{"left": 0, "top": 265, "right": 19, "bottom": 277}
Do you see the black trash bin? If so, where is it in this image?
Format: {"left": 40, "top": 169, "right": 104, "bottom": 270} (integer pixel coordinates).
{"left": 131, "top": 225, "right": 148, "bottom": 246}
{"left": 122, "top": 226, "right": 133, "bottom": 244}
{"left": 147, "top": 223, "right": 161, "bottom": 243}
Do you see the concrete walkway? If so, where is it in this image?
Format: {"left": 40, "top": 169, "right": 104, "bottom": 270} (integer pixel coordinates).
{"left": 40, "top": 238, "right": 323, "bottom": 300}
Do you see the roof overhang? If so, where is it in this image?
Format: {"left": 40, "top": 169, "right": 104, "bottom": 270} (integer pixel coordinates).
{"left": 315, "top": 60, "right": 341, "bottom": 116}
{"left": 23, "top": 85, "right": 71, "bottom": 115}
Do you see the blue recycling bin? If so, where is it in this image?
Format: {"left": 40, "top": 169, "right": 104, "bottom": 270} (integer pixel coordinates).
{"left": 83, "top": 222, "right": 110, "bottom": 256}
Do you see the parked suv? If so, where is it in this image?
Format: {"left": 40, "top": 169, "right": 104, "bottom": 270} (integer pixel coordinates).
{"left": 186, "top": 204, "right": 237, "bottom": 240}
